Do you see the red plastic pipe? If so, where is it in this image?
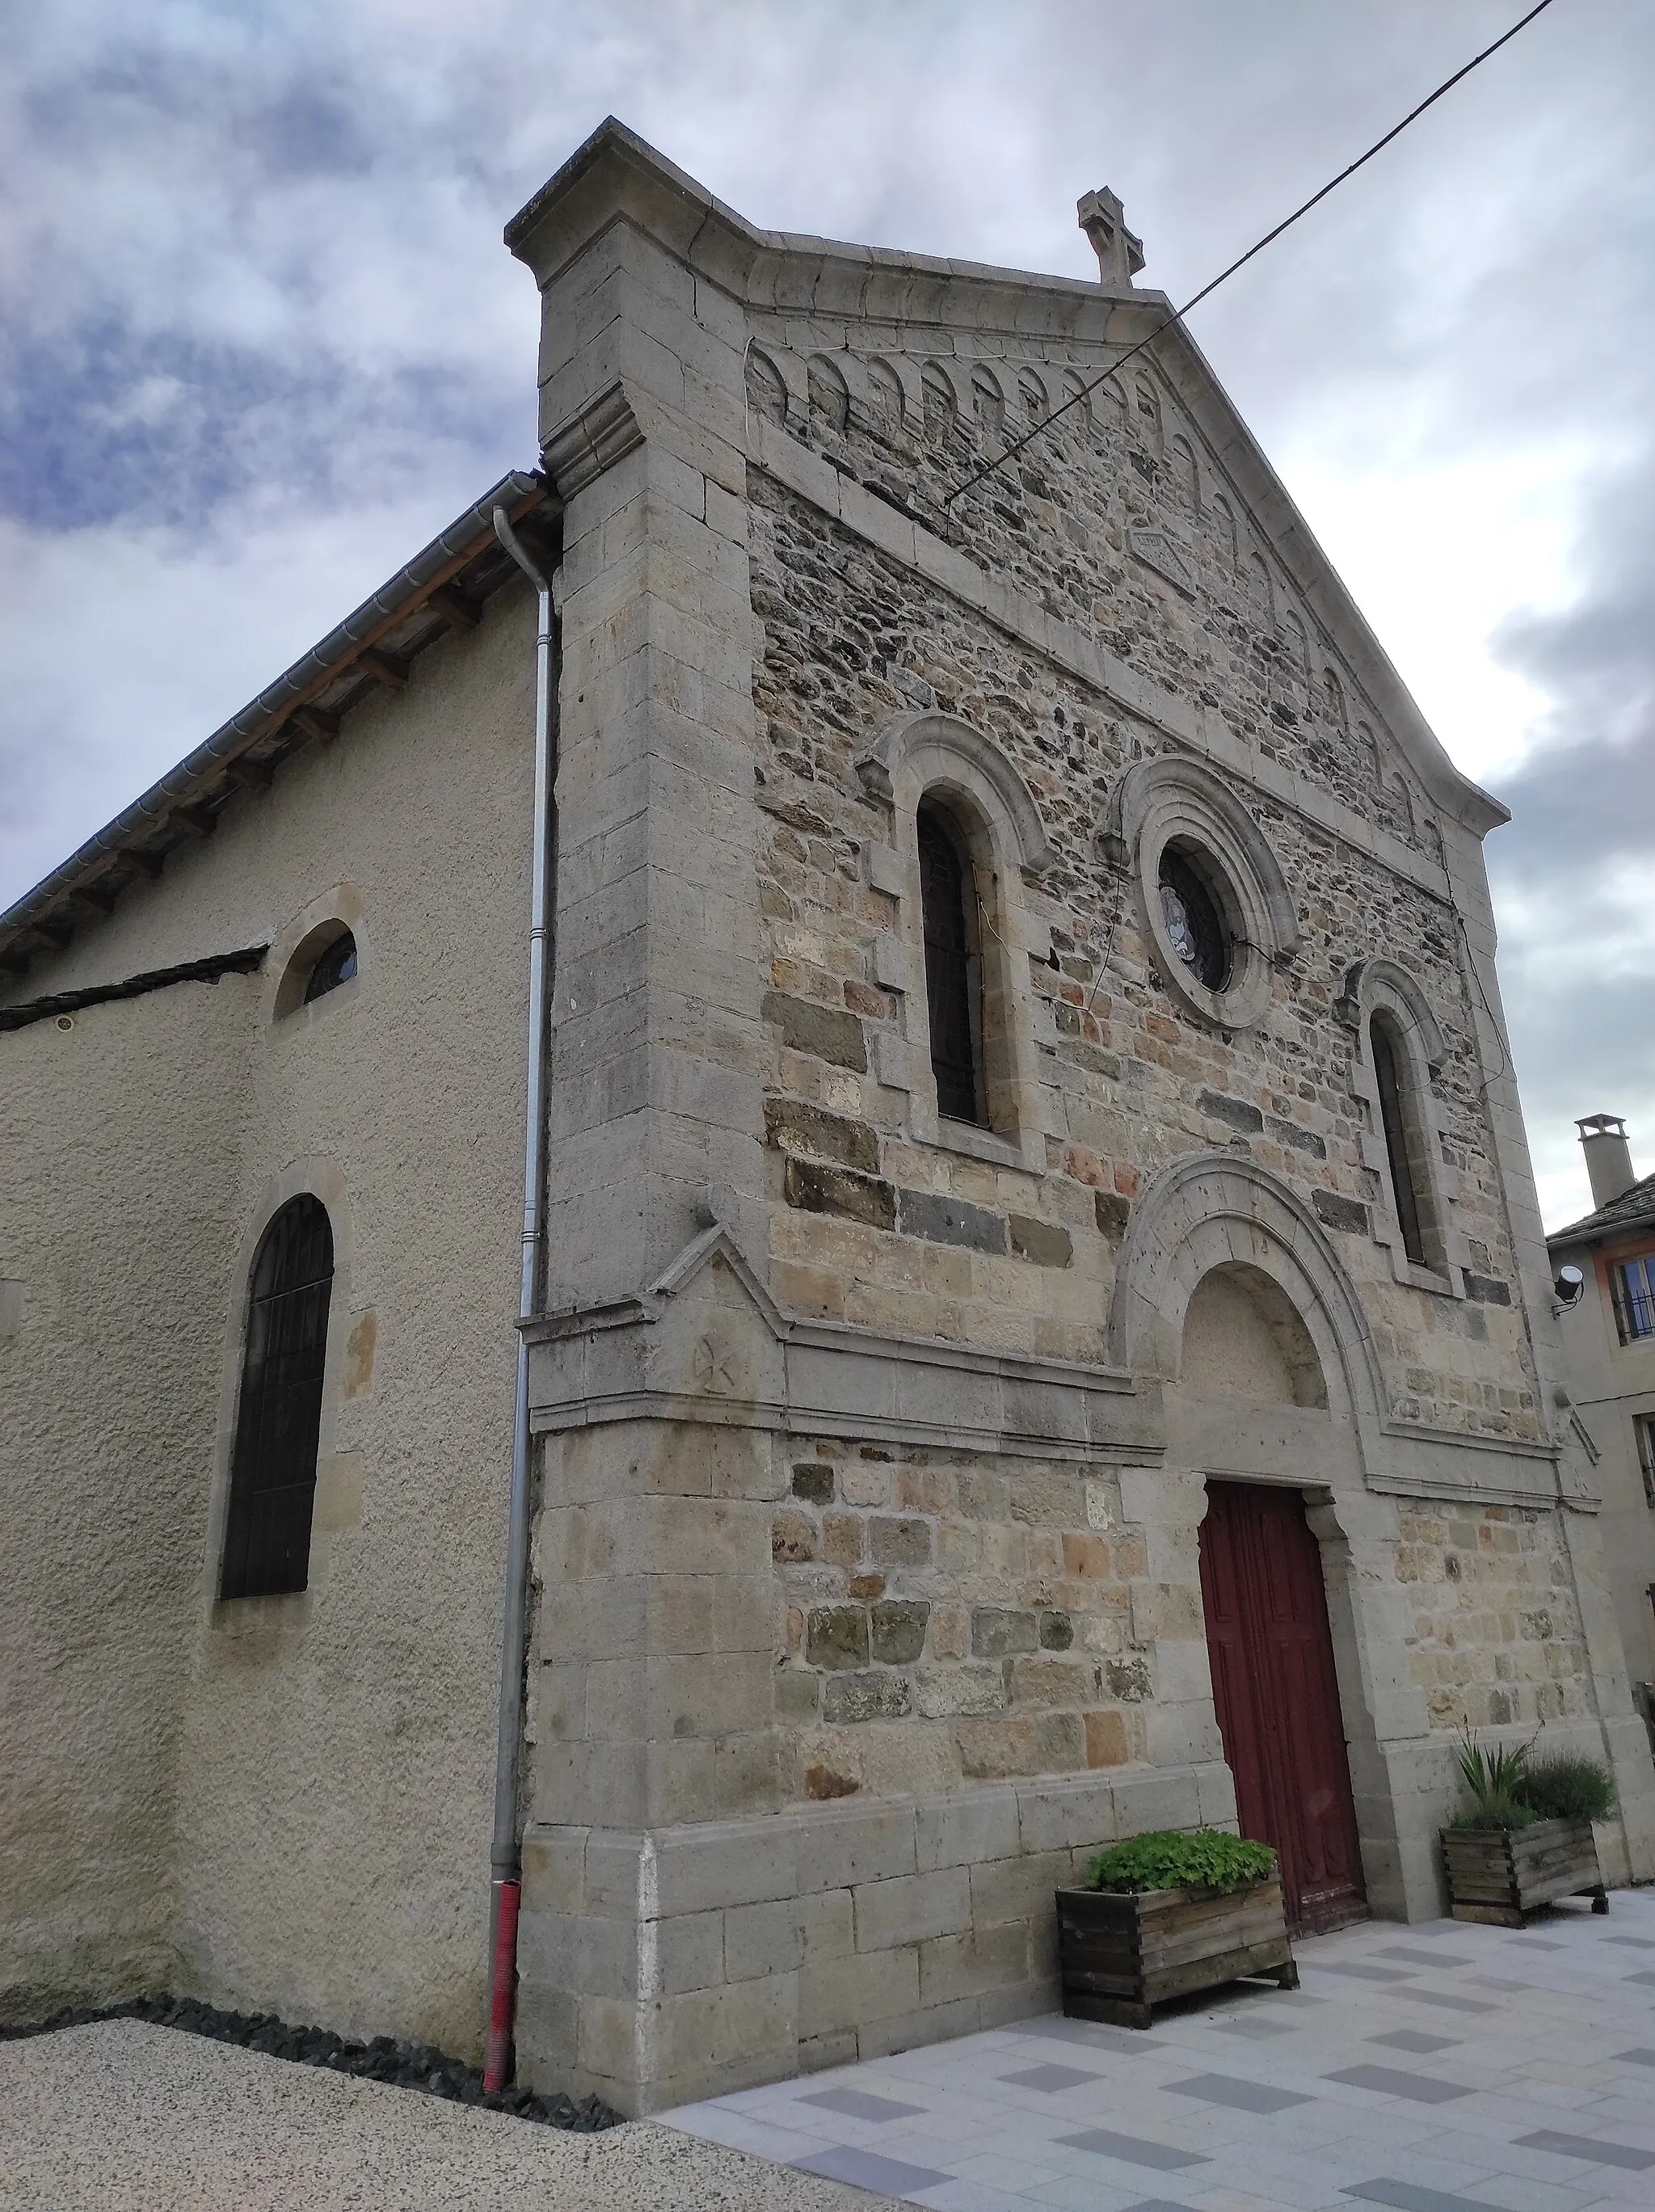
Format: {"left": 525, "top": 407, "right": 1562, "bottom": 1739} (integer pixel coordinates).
{"left": 483, "top": 1876, "right": 521, "bottom": 2092}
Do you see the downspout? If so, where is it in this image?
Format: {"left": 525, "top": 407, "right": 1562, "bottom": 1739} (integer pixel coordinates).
{"left": 484, "top": 505, "right": 558, "bottom": 2093}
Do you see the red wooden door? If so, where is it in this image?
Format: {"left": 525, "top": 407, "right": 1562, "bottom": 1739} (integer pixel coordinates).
{"left": 1198, "top": 1481, "right": 1367, "bottom": 1933}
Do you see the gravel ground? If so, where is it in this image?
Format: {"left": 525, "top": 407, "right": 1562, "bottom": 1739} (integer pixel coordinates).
{"left": 0, "top": 2018, "right": 894, "bottom": 2212}
{"left": 5, "top": 1995, "right": 618, "bottom": 2130}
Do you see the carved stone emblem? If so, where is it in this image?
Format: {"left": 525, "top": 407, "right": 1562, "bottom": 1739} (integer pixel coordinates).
{"left": 1128, "top": 529, "right": 1195, "bottom": 599}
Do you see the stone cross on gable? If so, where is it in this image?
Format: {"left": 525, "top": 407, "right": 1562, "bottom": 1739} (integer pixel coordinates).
{"left": 1077, "top": 186, "right": 1144, "bottom": 287}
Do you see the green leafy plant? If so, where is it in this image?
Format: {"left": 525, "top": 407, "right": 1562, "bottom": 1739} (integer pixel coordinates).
{"left": 1516, "top": 1755, "right": 1616, "bottom": 1824}
{"left": 1449, "top": 1725, "right": 1535, "bottom": 1832}
{"left": 1085, "top": 1828, "right": 1277, "bottom": 1896}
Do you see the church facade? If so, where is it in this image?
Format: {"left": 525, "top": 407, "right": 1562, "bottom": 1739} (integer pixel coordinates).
{"left": 4, "top": 120, "right": 1652, "bottom": 2116}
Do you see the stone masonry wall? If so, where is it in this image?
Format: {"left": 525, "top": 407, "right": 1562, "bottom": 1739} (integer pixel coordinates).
{"left": 1394, "top": 1501, "right": 1592, "bottom": 1732}
{"left": 747, "top": 446, "right": 1539, "bottom": 1430}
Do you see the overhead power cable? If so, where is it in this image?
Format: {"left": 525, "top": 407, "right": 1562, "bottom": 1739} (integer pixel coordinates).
{"left": 944, "top": 0, "right": 1558, "bottom": 507}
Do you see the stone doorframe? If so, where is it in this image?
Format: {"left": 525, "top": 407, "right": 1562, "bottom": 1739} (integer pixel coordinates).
{"left": 1109, "top": 1151, "right": 1442, "bottom": 1918}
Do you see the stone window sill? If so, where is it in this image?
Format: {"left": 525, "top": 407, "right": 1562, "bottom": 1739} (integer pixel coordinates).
{"left": 932, "top": 1116, "right": 1025, "bottom": 1169}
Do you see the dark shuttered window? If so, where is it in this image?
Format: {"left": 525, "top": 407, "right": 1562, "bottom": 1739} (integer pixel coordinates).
{"left": 917, "top": 801, "right": 984, "bottom": 1125}
{"left": 221, "top": 1195, "right": 335, "bottom": 1599}
{"left": 1371, "top": 1018, "right": 1427, "bottom": 1268}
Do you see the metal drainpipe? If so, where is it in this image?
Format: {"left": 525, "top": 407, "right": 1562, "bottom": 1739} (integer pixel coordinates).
{"left": 484, "top": 504, "right": 558, "bottom": 2093}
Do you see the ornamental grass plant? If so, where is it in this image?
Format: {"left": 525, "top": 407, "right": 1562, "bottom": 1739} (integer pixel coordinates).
{"left": 1085, "top": 1828, "right": 1277, "bottom": 1895}
{"left": 1447, "top": 1725, "right": 1617, "bottom": 1831}
{"left": 1518, "top": 1753, "right": 1616, "bottom": 1824}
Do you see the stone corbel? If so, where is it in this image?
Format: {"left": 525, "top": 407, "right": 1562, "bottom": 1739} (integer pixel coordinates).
{"left": 541, "top": 381, "right": 646, "bottom": 502}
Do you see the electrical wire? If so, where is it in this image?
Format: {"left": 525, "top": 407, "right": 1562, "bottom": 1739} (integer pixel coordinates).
{"left": 944, "top": 0, "right": 1559, "bottom": 508}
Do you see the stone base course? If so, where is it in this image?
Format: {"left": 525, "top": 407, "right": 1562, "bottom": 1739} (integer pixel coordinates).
{"left": 516, "top": 1760, "right": 1234, "bottom": 2113}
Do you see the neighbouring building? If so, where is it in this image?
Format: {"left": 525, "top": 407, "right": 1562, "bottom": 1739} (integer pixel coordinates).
{"left": 4, "top": 120, "right": 1653, "bottom": 2116}
{"left": 1549, "top": 1114, "right": 1655, "bottom": 1727}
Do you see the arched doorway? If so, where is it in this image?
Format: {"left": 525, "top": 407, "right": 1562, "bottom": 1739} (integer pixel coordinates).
{"left": 1183, "top": 1266, "right": 1368, "bottom": 1933}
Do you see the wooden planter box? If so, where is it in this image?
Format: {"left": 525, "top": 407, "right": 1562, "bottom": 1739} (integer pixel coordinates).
{"left": 1442, "top": 1819, "right": 1607, "bottom": 1927}
{"left": 1055, "top": 1877, "right": 1298, "bottom": 2029}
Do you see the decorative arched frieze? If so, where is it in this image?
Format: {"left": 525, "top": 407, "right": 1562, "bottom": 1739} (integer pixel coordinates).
{"left": 1336, "top": 958, "right": 1463, "bottom": 1294}
{"left": 855, "top": 712, "right": 1050, "bottom": 1165}
{"left": 1101, "top": 752, "right": 1299, "bottom": 1030}
{"left": 743, "top": 344, "right": 789, "bottom": 428}
{"left": 921, "top": 360, "right": 960, "bottom": 437}
{"left": 806, "top": 354, "right": 849, "bottom": 434}
{"left": 1107, "top": 1149, "right": 1388, "bottom": 1447}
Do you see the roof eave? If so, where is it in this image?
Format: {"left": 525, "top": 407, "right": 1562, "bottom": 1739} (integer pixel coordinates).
{"left": 1, "top": 470, "right": 558, "bottom": 984}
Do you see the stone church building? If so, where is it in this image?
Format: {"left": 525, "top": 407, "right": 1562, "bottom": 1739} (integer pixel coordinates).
{"left": 4, "top": 120, "right": 1652, "bottom": 2114}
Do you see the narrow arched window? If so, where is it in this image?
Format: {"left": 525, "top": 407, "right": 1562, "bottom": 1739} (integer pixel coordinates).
{"left": 1370, "top": 1017, "right": 1426, "bottom": 1266}
{"left": 221, "top": 1195, "right": 335, "bottom": 1599}
{"left": 917, "top": 802, "right": 983, "bottom": 1126}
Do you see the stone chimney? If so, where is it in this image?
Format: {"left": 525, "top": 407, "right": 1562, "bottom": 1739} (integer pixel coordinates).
{"left": 1077, "top": 187, "right": 1143, "bottom": 287}
{"left": 1578, "top": 1113, "right": 1638, "bottom": 1208}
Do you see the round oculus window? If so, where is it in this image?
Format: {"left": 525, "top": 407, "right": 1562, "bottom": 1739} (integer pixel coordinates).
{"left": 1158, "top": 847, "right": 1229, "bottom": 992}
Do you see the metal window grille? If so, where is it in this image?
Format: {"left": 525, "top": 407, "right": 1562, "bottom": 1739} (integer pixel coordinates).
{"left": 303, "top": 929, "right": 357, "bottom": 1004}
{"left": 1613, "top": 1258, "right": 1655, "bottom": 1345}
{"left": 1636, "top": 1416, "right": 1655, "bottom": 1510}
{"left": 917, "top": 804, "right": 984, "bottom": 1126}
{"left": 221, "top": 1194, "right": 334, "bottom": 1600}
{"left": 1371, "top": 1018, "right": 1426, "bottom": 1268}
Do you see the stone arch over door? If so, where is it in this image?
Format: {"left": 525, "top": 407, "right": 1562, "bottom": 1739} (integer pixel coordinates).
{"left": 1110, "top": 1150, "right": 1425, "bottom": 1919}
{"left": 1109, "top": 1150, "right": 1386, "bottom": 1449}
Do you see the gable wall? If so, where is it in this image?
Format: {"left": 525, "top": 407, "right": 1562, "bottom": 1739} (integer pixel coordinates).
{"left": 0, "top": 586, "right": 538, "bottom": 2053}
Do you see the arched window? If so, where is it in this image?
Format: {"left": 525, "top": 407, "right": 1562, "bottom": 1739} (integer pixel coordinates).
{"left": 1369, "top": 1016, "right": 1426, "bottom": 1267}
{"left": 916, "top": 800, "right": 984, "bottom": 1125}
{"left": 221, "top": 1195, "right": 335, "bottom": 1599}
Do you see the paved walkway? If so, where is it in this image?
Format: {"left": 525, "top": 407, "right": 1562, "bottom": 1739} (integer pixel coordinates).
{"left": 661, "top": 1888, "right": 1655, "bottom": 2212}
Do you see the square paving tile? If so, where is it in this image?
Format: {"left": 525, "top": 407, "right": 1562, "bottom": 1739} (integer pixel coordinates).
{"left": 1057, "top": 2129, "right": 1209, "bottom": 2172}
{"left": 790, "top": 2142, "right": 956, "bottom": 2193}
{"left": 1623, "top": 1970, "right": 1655, "bottom": 1987}
{"left": 1365, "top": 2032, "right": 1459, "bottom": 2055}
{"left": 1602, "top": 1936, "right": 1655, "bottom": 1949}
{"left": 1008, "top": 2017, "right": 1160, "bottom": 2054}
{"left": 1215, "top": 2017, "right": 1297, "bottom": 2039}
{"left": 1344, "top": 2185, "right": 1506, "bottom": 2212}
{"left": 1613, "top": 2046, "right": 1655, "bottom": 2066}
{"left": 1000, "top": 2064, "right": 1105, "bottom": 2093}
{"left": 1166, "top": 2072, "right": 1314, "bottom": 2114}
{"left": 1312, "top": 1962, "right": 1414, "bottom": 1984}
{"left": 799, "top": 2086, "right": 928, "bottom": 2122}
{"left": 1514, "top": 2128, "right": 1655, "bottom": 2171}
{"left": 1372, "top": 1947, "right": 1472, "bottom": 1970}
{"left": 1386, "top": 1989, "right": 1493, "bottom": 2014}
{"left": 1324, "top": 2067, "right": 1473, "bottom": 2105}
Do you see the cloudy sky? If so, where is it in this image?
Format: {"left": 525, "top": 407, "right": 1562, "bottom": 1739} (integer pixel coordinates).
{"left": 2, "top": 0, "right": 1650, "bottom": 1228}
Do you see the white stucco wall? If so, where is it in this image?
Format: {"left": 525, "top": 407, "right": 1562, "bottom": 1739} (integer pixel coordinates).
{"left": 1, "top": 584, "right": 538, "bottom": 2054}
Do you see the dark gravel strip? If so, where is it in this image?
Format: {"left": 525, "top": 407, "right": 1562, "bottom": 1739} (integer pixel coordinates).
{"left": 2, "top": 1995, "right": 621, "bottom": 2132}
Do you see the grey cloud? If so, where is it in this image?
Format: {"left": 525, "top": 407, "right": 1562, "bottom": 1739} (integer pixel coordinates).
{"left": 4, "top": 0, "right": 1655, "bottom": 1229}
